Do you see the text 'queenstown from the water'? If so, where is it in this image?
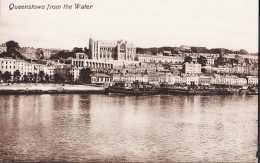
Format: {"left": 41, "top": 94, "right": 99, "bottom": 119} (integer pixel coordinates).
{"left": 9, "top": 3, "right": 94, "bottom": 10}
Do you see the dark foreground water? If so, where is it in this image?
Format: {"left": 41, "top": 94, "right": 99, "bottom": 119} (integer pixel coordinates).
{"left": 0, "top": 94, "right": 258, "bottom": 162}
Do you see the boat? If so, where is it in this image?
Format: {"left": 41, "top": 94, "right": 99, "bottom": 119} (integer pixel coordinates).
{"left": 169, "top": 88, "right": 214, "bottom": 95}
{"left": 246, "top": 91, "right": 258, "bottom": 95}
{"left": 168, "top": 88, "right": 189, "bottom": 95}
{"left": 109, "top": 82, "right": 159, "bottom": 95}
{"left": 217, "top": 88, "right": 237, "bottom": 95}
{"left": 246, "top": 89, "right": 258, "bottom": 95}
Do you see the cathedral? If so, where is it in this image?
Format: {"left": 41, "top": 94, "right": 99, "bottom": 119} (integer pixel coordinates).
{"left": 88, "top": 38, "right": 136, "bottom": 62}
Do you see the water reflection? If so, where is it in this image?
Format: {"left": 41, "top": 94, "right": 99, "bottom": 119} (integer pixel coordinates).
{"left": 0, "top": 94, "right": 257, "bottom": 162}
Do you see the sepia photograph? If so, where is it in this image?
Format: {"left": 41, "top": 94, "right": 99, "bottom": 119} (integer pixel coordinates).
{"left": 0, "top": 0, "right": 258, "bottom": 162}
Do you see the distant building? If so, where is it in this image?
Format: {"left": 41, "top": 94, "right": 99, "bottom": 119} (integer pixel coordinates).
{"left": 182, "top": 74, "right": 199, "bottom": 85}
{"left": 91, "top": 73, "right": 112, "bottom": 85}
{"left": 199, "top": 75, "right": 211, "bottom": 85}
{"left": 179, "top": 45, "right": 191, "bottom": 51}
{"left": 183, "top": 62, "right": 201, "bottom": 74}
{"left": 54, "top": 64, "right": 72, "bottom": 80}
{"left": 72, "top": 53, "right": 113, "bottom": 69}
{"left": 138, "top": 54, "right": 184, "bottom": 64}
{"left": 112, "top": 73, "right": 148, "bottom": 84}
{"left": 206, "top": 56, "right": 214, "bottom": 65}
{"left": 89, "top": 38, "right": 136, "bottom": 61}
{"left": 148, "top": 72, "right": 160, "bottom": 85}
{"left": 246, "top": 76, "right": 258, "bottom": 85}
{"left": 41, "top": 49, "right": 52, "bottom": 59}
{"left": 0, "top": 43, "right": 7, "bottom": 53}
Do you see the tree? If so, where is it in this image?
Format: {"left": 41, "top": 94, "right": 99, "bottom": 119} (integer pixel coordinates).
{"left": 79, "top": 68, "right": 92, "bottom": 84}
{"left": 54, "top": 73, "right": 60, "bottom": 83}
{"left": 39, "top": 71, "right": 45, "bottom": 83}
{"left": 72, "top": 47, "right": 84, "bottom": 53}
{"left": 215, "top": 55, "right": 224, "bottom": 66}
{"left": 239, "top": 49, "right": 249, "bottom": 55}
{"left": 27, "top": 72, "right": 33, "bottom": 83}
{"left": 0, "top": 52, "right": 8, "bottom": 58}
{"left": 6, "top": 41, "right": 20, "bottom": 54}
{"left": 23, "top": 74, "right": 28, "bottom": 83}
{"left": 45, "top": 74, "right": 50, "bottom": 83}
{"left": 13, "top": 70, "right": 21, "bottom": 82}
{"left": 184, "top": 56, "right": 192, "bottom": 63}
{"left": 6, "top": 41, "right": 23, "bottom": 59}
{"left": 33, "top": 73, "right": 38, "bottom": 83}
{"left": 67, "top": 73, "right": 74, "bottom": 84}
{"left": 2, "top": 71, "right": 11, "bottom": 83}
{"left": 50, "top": 51, "right": 75, "bottom": 60}
{"left": 191, "top": 47, "right": 210, "bottom": 53}
{"left": 197, "top": 56, "right": 207, "bottom": 66}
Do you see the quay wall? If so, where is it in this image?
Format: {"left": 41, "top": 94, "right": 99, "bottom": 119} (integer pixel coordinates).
{"left": 0, "top": 83, "right": 105, "bottom": 94}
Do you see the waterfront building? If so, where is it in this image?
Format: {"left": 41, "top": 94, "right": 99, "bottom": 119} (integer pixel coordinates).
{"left": 0, "top": 57, "right": 21, "bottom": 78}
{"left": 54, "top": 64, "right": 72, "bottom": 80}
{"left": 112, "top": 73, "right": 148, "bottom": 84}
{"left": 174, "top": 75, "right": 183, "bottom": 84}
{"left": 246, "top": 76, "right": 258, "bottom": 85}
{"left": 199, "top": 75, "right": 211, "bottom": 85}
{"left": 181, "top": 73, "right": 199, "bottom": 85}
{"left": 91, "top": 73, "right": 112, "bottom": 85}
{"left": 70, "top": 67, "right": 81, "bottom": 81}
{"left": 89, "top": 38, "right": 136, "bottom": 61}
{"left": 183, "top": 62, "right": 201, "bottom": 74}
{"left": 47, "top": 66, "right": 55, "bottom": 80}
{"left": 148, "top": 72, "right": 160, "bottom": 85}
{"left": 213, "top": 74, "right": 246, "bottom": 86}
{"left": 158, "top": 72, "right": 167, "bottom": 83}
{"left": 233, "top": 77, "right": 247, "bottom": 86}
{"left": 164, "top": 73, "right": 177, "bottom": 85}
{"left": 0, "top": 43, "right": 7, "bottom": 53}
{"left": 159, "top": 72, "right": 184, "bottom": 85}
{"left": 0, "top": 57, "right": 49, "bottom": 80}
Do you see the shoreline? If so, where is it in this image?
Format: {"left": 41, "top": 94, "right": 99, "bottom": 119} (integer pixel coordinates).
{"left": 0, "top": 83, "right": 106, "bottom": 95}
{"left": 0, "top": 83, "right": 257, "bottom": 96}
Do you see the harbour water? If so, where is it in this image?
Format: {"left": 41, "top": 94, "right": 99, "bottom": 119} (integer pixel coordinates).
{"left": 0, "top": 94, "right": 257, "bottom": 162}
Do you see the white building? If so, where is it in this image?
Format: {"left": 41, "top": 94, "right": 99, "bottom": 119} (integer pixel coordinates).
{"left": 72, "top": 53, "right": 113, "bottom": 69}
{"left": 112, "top": 73, "right": 148, "bottom": 84}
{"left": 0, "top": 57, "right": 49, "bottom": 80}
{"left": 246, "top": 76, "right": 258, "bottom": 85}
{"left": 138, "top": 54, "right": 184, "bottom": 64}
{"left": 91, "top": 73, "right": 112, "bottom": 85}
{"left": 206, "top": 56, "right": 214, "bottom": 65}
{"left": 0, "top": 43, "right": 7, "bottom": 53}
{"left": 183, "top": 62, "right": 201, "bottom": 74}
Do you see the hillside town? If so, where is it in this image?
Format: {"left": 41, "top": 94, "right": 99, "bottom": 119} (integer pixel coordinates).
{"left": 0, "top": 39, "right": 258, "bottom": 94}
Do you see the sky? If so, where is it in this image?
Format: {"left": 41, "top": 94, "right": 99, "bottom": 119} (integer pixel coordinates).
{"left": 0, "top": 0, "right": 258, "bottom": 53}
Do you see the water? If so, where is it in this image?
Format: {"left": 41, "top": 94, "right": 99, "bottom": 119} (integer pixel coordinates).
{"left": 0, "top": 94, "right": 257, "bottom": 162}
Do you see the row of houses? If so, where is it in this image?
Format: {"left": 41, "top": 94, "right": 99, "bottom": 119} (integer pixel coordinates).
{"left": 0, "top": 57, "right": 53, "bottom": 78}
{"left": 212, "top": 64, "right": 258, "bottom": 75}
{"left": 112, "top": 72, "right": 258, "bottom": 86}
